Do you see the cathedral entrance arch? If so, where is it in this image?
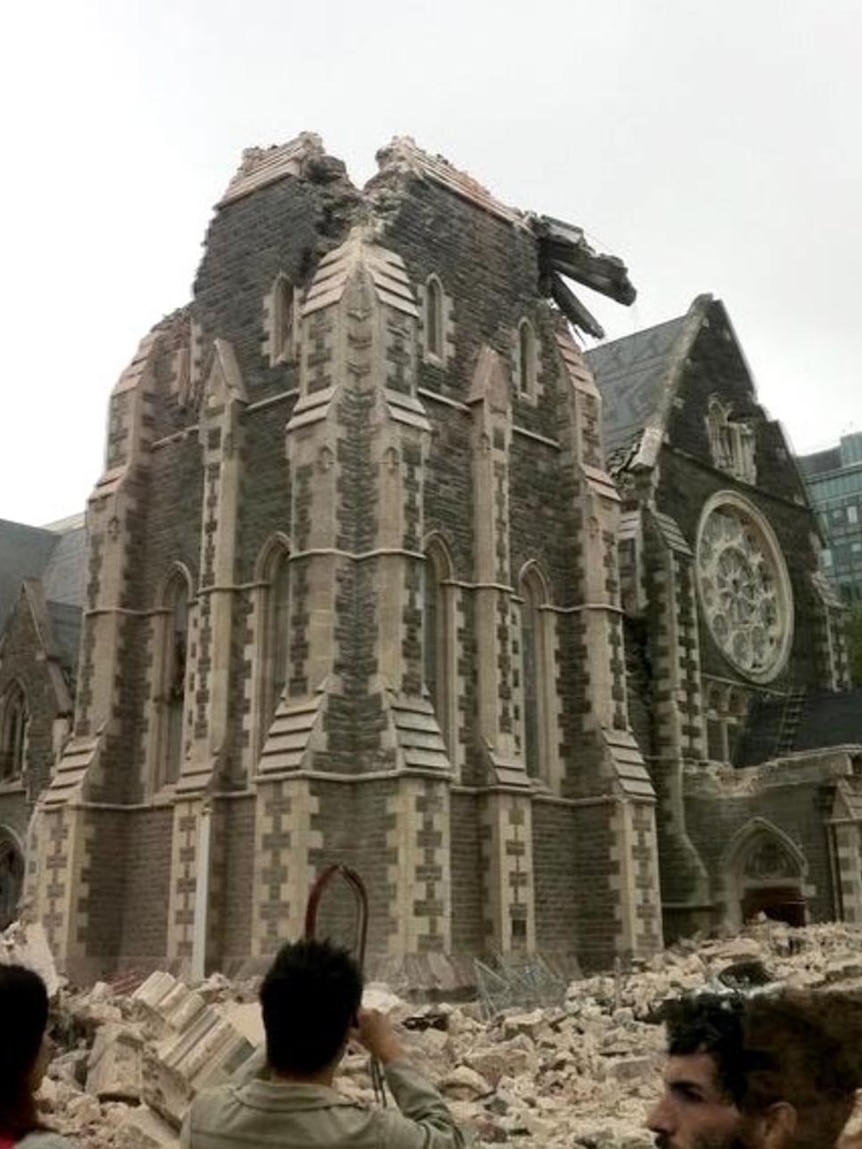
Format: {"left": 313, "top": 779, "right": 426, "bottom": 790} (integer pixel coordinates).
{"left": 720, "top": 818, "right": 808, "bottom": 929}
{"left": 0, "top": 829, "right": 24, "bottom": 929}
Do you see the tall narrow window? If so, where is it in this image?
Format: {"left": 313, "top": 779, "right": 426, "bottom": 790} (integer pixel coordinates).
{"left": 425, "top": 276, "right": 443, "bottom": 359}
{"left": 160, "top": 572, "right": 190, "bottom": 787}
{"left": 520, "top": 574, "right": 541, "bottom": 777}
{"left": 519, "top": 566, "right": 557, "bottom": 784}
{"left": 516, "top": 319, "right": 536, "bottom": 398}
{"left": 267, "top": 548, "right": 291, "bottom": 725}
{"left": 275, "top": 277, "right": 293, "bottom": 361}
{"left": 706, "top": 398, "right": 756, "bottom": 484}
{"left": 0, "top": 683, "right": 27, "bottom": 781}
{"left": 424, "top": 538, "right": 455, "bottom": 758}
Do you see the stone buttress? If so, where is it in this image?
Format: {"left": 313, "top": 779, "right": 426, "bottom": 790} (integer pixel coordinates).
{"left": 554, "top": 328, "right": 663, "bottom": 960}
{"left": 250, "top": 228, "right": 453, "bottom": 966}
{"left": 29, "top": 334, "right": 159, "bottom": 973}
{"left": 166, "top": 340, "right": 248, "bottom": 967}
{"left": 467, "top": 346, "right": 536, "bottom": 952}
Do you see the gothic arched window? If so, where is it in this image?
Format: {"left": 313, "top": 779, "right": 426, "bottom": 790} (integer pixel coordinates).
{"left": 516, "top": 318, "right": 537, "bottom": 398}
{"left": 0, "top": 683, "right": 27, "bottom": 782}
{"left": 424, "top": 537, "right": 455, "bottom": 758}
{"left": 519, "top": 566, "right": 557, "bottom": 784}
{"left": 163, "top": 573, "right": 190, "bottom": 786}
{"left": 265, "top": 545, "right": 291, "bottom": 727}
{"left": 425, "top": 276, "right": 444, "bottom": 360}
{"left": 706, "top": 397, "right": 756, "bottom": 484}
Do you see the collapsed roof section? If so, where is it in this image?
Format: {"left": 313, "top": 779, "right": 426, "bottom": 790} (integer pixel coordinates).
{"left": 215, "top": 132, "right": 636, "bottom": 339}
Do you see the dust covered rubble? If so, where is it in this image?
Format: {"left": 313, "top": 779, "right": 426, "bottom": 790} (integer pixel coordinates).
{"left": 6, "top": 918, "right": 862, "bottom": 1149}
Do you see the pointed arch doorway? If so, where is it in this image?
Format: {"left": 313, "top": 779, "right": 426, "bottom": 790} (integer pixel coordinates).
{"left": 721, "top": 818, "right": 809, "bottom": 929}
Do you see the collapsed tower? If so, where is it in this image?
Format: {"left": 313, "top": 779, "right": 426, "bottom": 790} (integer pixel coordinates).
{"left": 26, "top": 134, "right": 662, "bottom": 981}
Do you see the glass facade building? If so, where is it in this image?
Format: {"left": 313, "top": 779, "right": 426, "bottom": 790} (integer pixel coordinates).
{"left": 798, "top": 431, "right": 862, "bottom": 604}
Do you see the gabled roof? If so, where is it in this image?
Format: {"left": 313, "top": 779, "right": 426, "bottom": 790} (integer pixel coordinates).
{"left": 0, "top": 514, "right": 86, "bottom": 637}
{"left": 585, "top": 295, "right": 714, "bottom": 473}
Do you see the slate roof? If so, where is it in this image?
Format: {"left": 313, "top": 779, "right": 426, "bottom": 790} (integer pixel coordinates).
{"left": 0, "top": 519, "right": 59, "bottom": 633}
{"left": 736, "top": 689, "right": 862, "bottom": 767}
{"left": 0, "top": 515, "right": 86, "bottom": 641}
{"left": 47, "top": 601, "right": 83, "bottom": 672}
{"left": 585, "top": 315, "right": 689, "bottom": 457}
{"left": 41, "top": 519, "right": 86, "bottom": 608}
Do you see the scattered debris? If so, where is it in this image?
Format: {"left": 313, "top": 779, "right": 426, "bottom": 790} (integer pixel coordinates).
{"left": 2, "top": 917, "right": 861, "bottom": 1148}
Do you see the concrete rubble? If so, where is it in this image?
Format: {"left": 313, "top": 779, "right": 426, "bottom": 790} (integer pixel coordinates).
{"left": 3, "top": 919, "right": 862, "bottom": 1148}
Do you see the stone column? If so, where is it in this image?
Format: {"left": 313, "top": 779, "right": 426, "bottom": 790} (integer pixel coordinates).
{"left": 167, "top": 340, "right": 246, "bottom": 965}
{"left": 467, "top": 346, "right": 521, "bottom": 774}
{"left": 35, "top": 333, "right": 159, "bottom": 967}
{"left": 555, "top": 328, "right": 664, "bottom": 958}
{"left": 480, "top": 791, "right": 535, "bottom": 951}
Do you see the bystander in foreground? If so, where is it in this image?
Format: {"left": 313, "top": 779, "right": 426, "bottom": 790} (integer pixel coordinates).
{"left": 181, "top": 938, "right": 465, "bottom": 1149}
{"left": 648, "top": 988, "right": 862, "bottom": 1149}
{"left": 0, "top": 965, "right": 73, "bottom": 1149}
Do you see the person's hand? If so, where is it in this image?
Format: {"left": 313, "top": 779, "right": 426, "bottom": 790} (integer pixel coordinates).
{"left": 350, "top": 1007, "right": 403, "bottom": 1064}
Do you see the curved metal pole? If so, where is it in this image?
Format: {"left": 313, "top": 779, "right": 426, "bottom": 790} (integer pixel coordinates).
{"left": 303, "top": 863, "right": 369, "bottom": 968}
{"left": 302, "top": 863, "right": 386, "bottom": 1106}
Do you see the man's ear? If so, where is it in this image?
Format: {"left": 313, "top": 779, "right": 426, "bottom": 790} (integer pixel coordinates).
{"left": 758, "top": 1102, "right": 797, "bottom": 1149}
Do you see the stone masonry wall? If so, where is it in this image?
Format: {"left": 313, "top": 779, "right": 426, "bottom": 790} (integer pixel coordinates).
{"left": 0, "top": 594, "right": 69, "bottom": 823}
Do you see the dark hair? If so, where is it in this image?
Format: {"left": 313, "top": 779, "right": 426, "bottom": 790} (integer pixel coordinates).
{"left": 741, "top": 990, "right": 862, "bottom": 1149}
{"left": 662, "top": 988, "right": 862, "bottom": 1147}
{"left": 661, "top": 992, "right": 748, "bottom": 1104}
{"left": 0, "top": 964, "right": 49, "bottom": 1138}
{"left": 259, "top": 938, "right": 363, "bottom": 1075}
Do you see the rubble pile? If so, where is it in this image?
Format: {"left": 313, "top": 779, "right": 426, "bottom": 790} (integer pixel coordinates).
{"left": 4, "top": 919, "right": 862, "bottom": 1149}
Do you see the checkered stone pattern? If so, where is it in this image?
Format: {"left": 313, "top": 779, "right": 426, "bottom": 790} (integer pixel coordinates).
{"left": 385, "top": 777, "right": 451, "bottom": 955}
{"left": 480, "top": 793, "right": 535, "bottom": 952}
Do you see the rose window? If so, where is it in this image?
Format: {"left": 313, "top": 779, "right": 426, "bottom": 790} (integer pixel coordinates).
{"left": 696, "top": 497, "right": 792, "bottom": 683}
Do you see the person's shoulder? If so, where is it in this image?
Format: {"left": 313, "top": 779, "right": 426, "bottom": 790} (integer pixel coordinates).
{"left": 187, "top": 1081, "right": 238, "bottom": 1117}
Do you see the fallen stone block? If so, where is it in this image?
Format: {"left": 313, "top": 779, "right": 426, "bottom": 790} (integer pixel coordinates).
{"left": 218, "top": 1000, "right": 264, "bottom": 1047}
{"left": 143, "top": 1012, "right": 256, "bottom": 1127}
{"left": 115, "top": 1105, "right": 181, "bottom": 1149}
{"left": 464, "top": 1044, "right": 536, "bottom": 1087}
{"left": 607, "top": 1055, "right": 656, "bottom": 1083}
{"left": 438, "top": 1065, "right": 493, "bottom": 1101}
{"left": 0, "top": 921, "right": 62, "bottom": 997}
{"left": 87, "top": 1022, "right": 144, "bottom": 1103}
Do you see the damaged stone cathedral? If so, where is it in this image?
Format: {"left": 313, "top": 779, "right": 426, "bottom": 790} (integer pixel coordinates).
{"left": 1, "top": 134, "right": 861, "bottom": 983}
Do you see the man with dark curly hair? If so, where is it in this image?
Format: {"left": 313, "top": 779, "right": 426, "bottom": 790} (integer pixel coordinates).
{"left": 648, "top": 989, "right": 862, "bottom": 1149}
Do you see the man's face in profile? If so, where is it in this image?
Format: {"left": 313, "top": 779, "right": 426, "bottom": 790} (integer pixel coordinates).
{"left": 647, "top": 1051, "right": 750, "bottom": 1149}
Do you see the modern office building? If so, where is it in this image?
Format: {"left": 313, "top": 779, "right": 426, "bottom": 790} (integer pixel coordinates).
{"left": 798, "top": 432, "right": 862, "bottom": 604}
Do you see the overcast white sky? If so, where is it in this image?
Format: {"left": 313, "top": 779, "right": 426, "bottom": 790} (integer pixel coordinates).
{"left": 2, "top": 0, "right": 860, "bottom": 525}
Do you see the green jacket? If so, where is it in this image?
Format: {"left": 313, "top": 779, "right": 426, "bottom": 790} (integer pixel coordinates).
{"left": 180, "top": 1059, "right": 466, "bottom": 1149}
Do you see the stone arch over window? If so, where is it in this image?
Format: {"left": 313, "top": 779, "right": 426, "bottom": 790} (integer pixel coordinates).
{"left": 720, "top": 818, "right": 809, "bottom": 930}
{"left": 706, "top": 397, "right": 756, "bottom": 484}
{"left": 264, "top": 273, "right": 296, "bottom": 365}
{"left": 515, "top": 318, "right": 537, "bottom": 400}
{"left": 423, "top": 533, "right": 457, "bottom": 762}
{"left": 148, "top": 564, "right": 193, "bottom": 791}
{"left": 425, "top": 276, "right": 444, "bottom": 360}
{"left": 0, "top": 827, "right": 24, "bottom": 930}
{"left": 517, "top": 562, "right": 559, "bottom": 786}
{"left": 703, "top": 679, "right": 750, "bottom": 764}
{"left": 419, "top": 275, "right": 453, "bottom": 367}
{"left": 0, "top": 681, "right": 28, "bottom": 782}
{"left": 250, "top": 534, "right": 293, "bottom": 766}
